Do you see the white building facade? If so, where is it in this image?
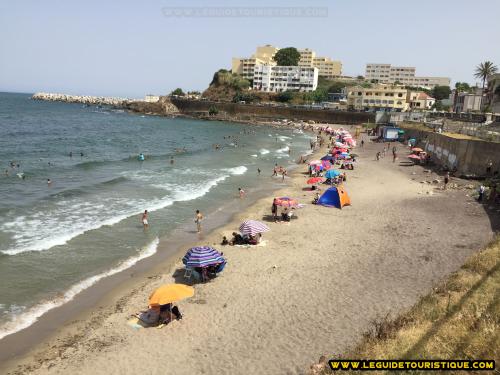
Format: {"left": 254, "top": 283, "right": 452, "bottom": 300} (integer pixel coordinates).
{"left": 253, "top": 65, "right": 318, "bottom": 92}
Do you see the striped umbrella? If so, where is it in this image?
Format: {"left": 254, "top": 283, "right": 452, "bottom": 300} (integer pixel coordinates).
{"left": 182, "top": 246, "right": 225, "bottom": 268}
{"left": 275, "top": 197, "right": 299, "bottom": 207}
{"left": 239, "top": 220, "right": 270, "bottom": 236}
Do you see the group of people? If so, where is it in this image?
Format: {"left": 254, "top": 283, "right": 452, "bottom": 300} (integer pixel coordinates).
{"left": 272, "top": 164, "right": 288, "bottom": 180}
{"left": 222, "top": 232, "right": 262, "bottom": 246}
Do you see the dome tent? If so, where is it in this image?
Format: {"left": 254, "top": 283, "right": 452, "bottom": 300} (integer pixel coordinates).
{"left": 317, "top": 186, "right": 351, "bottom": 209}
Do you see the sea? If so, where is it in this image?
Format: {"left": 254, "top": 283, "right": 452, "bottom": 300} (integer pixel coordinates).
{"left": 0, "top": 92, "right": 313, "bottom": 340}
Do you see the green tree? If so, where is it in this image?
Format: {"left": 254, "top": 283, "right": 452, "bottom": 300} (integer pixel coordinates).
{"left": 474, "top": 61, "right": 498, "bottom": 89}
{"left": 304, "top": 87, "right": 328, "bottom": 102}
{"left": 208, "top": 106, "right": 218, "bottom": 116}
{"left": 432, "top": 85, "right": 451, "bottom": 100}
{"left": 454, "top": 82, "right": 471, "bottom": 92}
{"left": 273, "top": 47, "right": 301, "bottom": 66}
{"left": 276, "top": 91, "right": 294, "bottom": 103}
{"left": 170, "top": 88, "right": 185, "bottom": 96}
{"left": 327, "top": 81, "right": 346, "bottom": 93}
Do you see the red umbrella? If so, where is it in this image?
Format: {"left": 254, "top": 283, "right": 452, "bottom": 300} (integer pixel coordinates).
{"left": 307, "top": 177, "right": 324, "bottom": 184}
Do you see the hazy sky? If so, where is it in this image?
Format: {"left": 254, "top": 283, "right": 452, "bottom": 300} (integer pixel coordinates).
{"left": 1, "top": 0, "right": 499, "bottom": 97}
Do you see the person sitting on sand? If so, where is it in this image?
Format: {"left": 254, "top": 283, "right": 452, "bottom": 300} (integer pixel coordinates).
{"left": 221, "top": 236, "right": 229, "bottom": 246}
{"left": 159, "top": 304, "right": 182, "bottom": 325}
{"left": 230, "top": 232, "right": 244, "bottom": 245}
{"left": 281, "top": 207, "right": 290, "bottom": 222}
{"left": 312, "top": 192, "right": 321, "bottom": 204}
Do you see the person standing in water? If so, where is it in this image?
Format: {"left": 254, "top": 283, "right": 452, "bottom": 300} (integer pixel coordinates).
{"left": 195, "top": 210, "right": 203, "bottom": 233}
{"left": 238, "top": 187, "right": 245, "bottom": 199}
{"left": 69, "top": 152, "right": 73, "bottom": 158}
{"left": 47, "top": 178, "right": 52, "bottom": 186}
{"left": 141, "top": 210, "right": 149, "bottom": 230}
{"left": 170, "top": 156, "right": 174, "bottom": 165}
{"left": 257, "top": 168, "right": 261, "bottom": 175}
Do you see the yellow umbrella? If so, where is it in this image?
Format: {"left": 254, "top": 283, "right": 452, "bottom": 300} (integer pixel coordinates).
{"left": 149, "top": 284, "right": 194, "bottom": 307}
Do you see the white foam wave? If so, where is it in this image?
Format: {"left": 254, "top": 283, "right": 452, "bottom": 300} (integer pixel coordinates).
{"left": 222, "top": 166, "right": 247, "bottom": 175}
{"left": 251, "top": 154, "right": 258, "bottom": 157}
{"left": 259, "top": 149, "right": 270, "bottom": 155}
{"left": 276, "top": 146, "right": 290, "bottom": 154}
{"left": 0, "top": 238, "right": 159, "bottom": 340}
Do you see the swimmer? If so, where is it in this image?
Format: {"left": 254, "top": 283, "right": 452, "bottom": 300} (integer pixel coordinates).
{"left": 47, "top": 178, "right": 52, "bottom": 186}
{"left": 170, "top": 156, "right": 174, "bottom": 165}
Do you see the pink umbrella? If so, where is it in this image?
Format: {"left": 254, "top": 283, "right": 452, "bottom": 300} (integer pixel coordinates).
{"left": 309, "top": 160, "right": 322, "bottom": 165}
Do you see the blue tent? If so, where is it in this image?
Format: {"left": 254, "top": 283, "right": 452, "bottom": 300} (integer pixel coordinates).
{"left": 317, "top": 186, "right": 351, "bottom": 209}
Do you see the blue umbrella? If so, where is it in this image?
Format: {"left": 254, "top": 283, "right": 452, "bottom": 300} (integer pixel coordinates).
{"left": 182, "top": 246, "right": 225, "bottom": 268}
{"left": 325, "top": 169, "right": 341, "bottom": 179}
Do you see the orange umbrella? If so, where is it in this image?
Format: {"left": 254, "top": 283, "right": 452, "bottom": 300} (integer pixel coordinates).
{"left": 149, "top": 284, "right": 194, "bottom": 307}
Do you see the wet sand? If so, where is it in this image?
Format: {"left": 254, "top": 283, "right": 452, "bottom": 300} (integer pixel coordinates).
{"left": 3, "top": 129, "right": 498, "bottom": 375}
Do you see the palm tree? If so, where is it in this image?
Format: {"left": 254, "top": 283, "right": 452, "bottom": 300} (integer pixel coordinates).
{"left": 474, "top": 61, "right": 498, "bottom": 89}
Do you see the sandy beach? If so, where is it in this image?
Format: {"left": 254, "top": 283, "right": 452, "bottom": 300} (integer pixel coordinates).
{"left": 3, "top": 128, "right": 498, "bottom": 375}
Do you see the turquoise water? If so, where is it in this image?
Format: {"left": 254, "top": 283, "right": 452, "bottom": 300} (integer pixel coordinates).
{"left": 0, "top": 92, "right": 312, "bottom": 339}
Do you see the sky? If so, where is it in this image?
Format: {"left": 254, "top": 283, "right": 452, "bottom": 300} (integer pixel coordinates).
{"left": 1, "top": 0, "right": 499, "bottom": 98}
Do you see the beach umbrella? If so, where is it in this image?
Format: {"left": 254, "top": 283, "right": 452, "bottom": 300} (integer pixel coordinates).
{"left": 275, "top": 197, "right": 298, "bottom": 207}
{"left": 149, "top": 284, "right": 194, "bottom": 307}
{"left": 407, "top": 154, "right": 420, "bottom": 159}
{"left": 325, "top": 169, "right": 341, "bottom": 179}
{"left": 307, "top": 177, "right": 324, "bottom": 184}
{"left": 239, "top": 220, "right": 270, "bottom": 236}
{"left": 320, "top": 155, "right": 335, "bottom": 161}
{"left": 309, "top": 160, "right": 322, "bottom": 165}
{"left": 182, "top": 246, "right": 225, "bottom": 268}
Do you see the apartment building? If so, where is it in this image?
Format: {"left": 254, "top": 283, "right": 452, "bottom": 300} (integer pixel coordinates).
{"left": 365, "top": 63, "right": 450, "bottom": 89}
{"left": 233, "top": 45, "right": 342, "bottom": 81}
{"left": 253, "top": 65, "right": 318, "bottom": 92}
{"left": 347, "top": 84, "right": 409, "bottom": 112}
{"left": 232, "top": 45, "right": 279, "bottom": 80}
{"left": 407, "top": 91, "right": 435, "bottom": 110}
{"left": 484, "top": 73, "right": 500, "bottom": 114}
{"left": 298, "top": 48, "right": 342, "bottom": 78}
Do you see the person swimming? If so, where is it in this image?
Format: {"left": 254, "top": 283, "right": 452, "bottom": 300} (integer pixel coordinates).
{"left": 138, "top": 153, "right": 145, "bottom": 161}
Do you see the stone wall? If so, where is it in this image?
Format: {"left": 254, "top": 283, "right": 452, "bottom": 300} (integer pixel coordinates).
{"left": 171, "top": 98, "right": 375, "bottom": 124}
{"left": 403, "top": 128, "right": 500, "bottom": 176}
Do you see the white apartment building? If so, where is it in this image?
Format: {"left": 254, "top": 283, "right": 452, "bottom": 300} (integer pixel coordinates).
{"left": 365, "top": 63, "right": 450, "bottom": 89}
{"left": 253, "top": 65, "right": 318, "bottom": 92}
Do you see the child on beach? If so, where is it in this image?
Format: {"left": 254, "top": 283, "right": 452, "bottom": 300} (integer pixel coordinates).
{"left": 238, "top": 188, "right": 245, "bottom": 199}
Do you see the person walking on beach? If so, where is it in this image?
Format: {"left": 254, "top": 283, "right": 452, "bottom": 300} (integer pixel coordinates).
{"left": 478, "top": 185, "right": 485, "bottom": 202}
{"left": 393, "top": 151, "right": 397, "bottom": 163}
{"left": 195, "top": 210, "right": 203, "bottom": 233}
{"left": 281, "top": 169, "right": 287, "bottom": 181}
{"left": 376, "top": 152, "right": 381, "bottom": 161}
{"left": 444, "top": 172, "right": 450, "bottom": 190}
{"left": 271, "top": 198, "right": 278, "bottom": 222}
{"left": 238, "top": 187, "right": 245, "bottom": 199}
{"left": 141, "top": 210, "right": 149, "bottom": 230}
{"left": 361, "top": 139, "right": 364, "bottom": 148}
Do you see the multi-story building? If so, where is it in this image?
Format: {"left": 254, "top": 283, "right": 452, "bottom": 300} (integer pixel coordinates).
{"left": 144, "top": 94, "right": 160, "bottom": 103}
{"left": 347, "top": 84, "right": 409, "bottom": 112}
{"left": 233, "top": 45, "right": 341, "bottom": 81}
{"left": 483, "top": 73, "right": 500, "bottom": 114}
{"left": 232, "top": 45, "right": 279, "bottom": 80}
{"left": 298, "top": 48, "right": 342, "bottom": 78}
{"left": 407, "top": 91, "right": 435, "bottom": 110}
{"left": 253, "top": 65, "right": 318, "bottom": 92}
{"left": 365, "top": 63, "right": 450, "bottom": 89}
{"left": 453, "top": 89, "right": 484, "bottom": 113}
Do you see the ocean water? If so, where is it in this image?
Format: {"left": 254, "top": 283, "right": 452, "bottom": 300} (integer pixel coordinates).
{"left": 0, "top": 92, "right": 313, "bottom": 339}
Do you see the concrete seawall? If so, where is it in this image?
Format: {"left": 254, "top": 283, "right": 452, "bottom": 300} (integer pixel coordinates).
{"left": 403, "top": 128, "right": 500, "bottom": 176}
{"left": 171, "top": 98, "right": 375, "bottom": 124}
